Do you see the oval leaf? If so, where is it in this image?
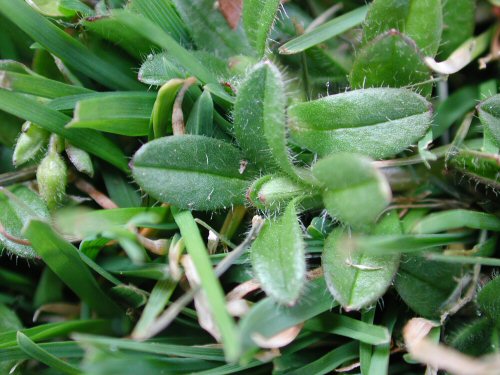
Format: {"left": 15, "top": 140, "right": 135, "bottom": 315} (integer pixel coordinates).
{"left": 131, "top": 135, "right": 254, "bottom": 210}
{"left": 477, "top": 94, "right": 500, "bottom": 149}
{"left": 250, "top": 200, "right": 306, "bottom": 305}
{"left": 438, "top": 0, "right": 475, "bottom": 59}
{"left": 362, "top": 0, "right": 442, "bottom": 57}
{"left": 351, "top": 31, "right": 433, "bottom": 96}
{"left": 288, "top": 87, "right": 431, "bottom": 159}
{"left": 0, "top": 185, "right": 49, "bottom": 258}
{"left": 312, "top": 153, "right": 392, "bottom": 228}
{"left": 242, "top": 0, "right": 280, "bottom": 56}
{"left": 322, "top": 211, "right": 402, "bottom": 310}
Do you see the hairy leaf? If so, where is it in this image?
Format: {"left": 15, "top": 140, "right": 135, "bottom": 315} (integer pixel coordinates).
{"left": 322, "top": 211, "right": 402, "bottom": 310}
{"left": 132, "top": 135, "right": 254, "bottom": 210}
{"left": 250, "top": 200, "right": 306, "bottom": 305}
{"left": 288, "top": 87, "right": 432, "bottom": 159}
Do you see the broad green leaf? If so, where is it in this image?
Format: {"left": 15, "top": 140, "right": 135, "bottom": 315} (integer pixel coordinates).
{"left": 250, "top": 200, "right": 306, "bottom": 305}
{"left": 0, "top": 0, "right": 141, "bottom": 90}
{"left": 412, "top": 210, "right": 500, "bottom": 234}
{"left": 23, "top": 220, "right": 123, "bottom": 318}
{"left": 234, "top": 62, "right": 312, "bottom": 181}
{"left": 0, "top": 89, "right": 129, "bottom": 171}
{"left": 363, "top": 0, "right": 443, "bottom": 57}
{"left": 450, "top": 150, "right": 500, "bottom": 190}
{"left": 438, "top": 0, "right": 475, "bottom": 59}
{"left": 477, "top": 94, "right": 500, "bottom": 148}
{"left": 279, "top": 5, "right": 369, "bottom": 55}
{"left": 67, "top": 93, "right": 156, "bottom": 136}
{"left": 172, "top": 0, "right": 251, "bottom": 58}
{"left": 132, "top": 135, "right": 254, "bottom": 210}
{"left": 0, "top": 185, "right": 49, "bottom": 258}
{"left": 17, "top": 332, "right": 83, "bottom": 375}
{"left": 172, "top": 208, "right": 239, "bottom": 362}
{"left": 128, "top": 0, "right": 190, "bottom": 45}
{"left": 243, "top": 0, "right": 281, "bottom": 56}
{"left": 351, "top": 31, "right": 432, "bottom": 95}
{"left": 322, "top": 211, "right": 401, "bottom": 310}
{"left": 394, "top": 255, "right": 463, "bottom": 319}
{"left": 477, "top": 277, "right": 500, "bottom": 324}
{"left": 449, "top": 318, "right": 496, "bottom": 356}
{"left": 288, "top": 88, "right": 432, "bottom": 159}
{"left": 312, "top": 153, "right": 391, "bottom": 228}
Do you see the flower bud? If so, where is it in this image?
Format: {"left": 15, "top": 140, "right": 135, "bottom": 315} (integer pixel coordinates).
{"left": 37, "top": 150, "right": 67, "bottom": 209}
{"left": 12, "top": 122, "right": 49, "bottom": 166}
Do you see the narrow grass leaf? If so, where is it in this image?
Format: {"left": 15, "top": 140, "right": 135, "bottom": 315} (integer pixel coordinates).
{"left": 287, "top": 341, "right": 359, "bottom": 375}
{"left": 132, "top": 135, "right": 254, "bottom": 210}
{"left": 322, "top": 211, "right": 401, "bottom": 310}
{"left": 279, "top": 5, "right": 369, "bottom": 55}
{"left": 67, "top": 93, "right": 156, "bottom": 136}
{"left": 289, "top": 87, "right": 432, "bottom": 159}
{"left": 250, "top": 200, "right": 306, "bottom": 305}
{"left": 306, "top": 314, "right": 390, "bottom": 345}
{"left": 412, "top": 210, "right": 500, "bottom": 234}
{"left": 17, "top": 332, "right": 83, "bottom": 375}
{"left": 0, "top": 70, "right": 92, "bottom": 98}
{"left": 0, "top": 320, "right": 112, "bottom": 349}
{"left": 172, "top": 208, "right": 239, "bottom": 362}
{"left": 0, "top": 0, "right": 142, "bottom": 90}
{"left": 23, "top": 220, "right": 123, "bottom": 318}
{"left": 0, "top": 89, "right": 129, "bottom": 171}
{"left": 238, "top": 277, "right": 336, "bottom": 354}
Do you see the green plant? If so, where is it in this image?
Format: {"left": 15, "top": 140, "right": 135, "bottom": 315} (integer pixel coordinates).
{"left": 0, "top": 0, "right": 499, "bottom": 373}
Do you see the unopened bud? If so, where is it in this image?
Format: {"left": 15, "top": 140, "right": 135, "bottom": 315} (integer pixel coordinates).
{"left": 12, "top": 122, "right": 49, "bottom": 166}
{"left": 37, "top": 150, "right": 67, "bottom": 209}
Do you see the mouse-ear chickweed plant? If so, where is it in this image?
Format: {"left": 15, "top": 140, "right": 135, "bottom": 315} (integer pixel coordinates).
{"left": 0, "top": 0, "right": 499, "bottom": 373}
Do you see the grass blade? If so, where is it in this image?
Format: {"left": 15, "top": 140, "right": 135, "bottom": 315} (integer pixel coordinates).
{"left": 279, "top": 5, "right": 369, "bottom": 54}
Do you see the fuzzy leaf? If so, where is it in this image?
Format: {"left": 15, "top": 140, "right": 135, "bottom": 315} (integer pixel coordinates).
{"left": 477, "top": 276, "right": 500, "bottom": 324}
{"left": 243, "top": 0, "right": 281, "bottom": 56}
{"left": 362, "top": 0, "right": 443, "bottom": 57}
{"left": 233, "top": 61, "right": 311, "bottom": 181}
{"left": 395, "top": 255, "right": 463, "bottom": 319}
{"left": 351, "top": 31, "right": 432, "bottom": 96}
{"left": 322, "top": 211, "right": 402, "bottom": 310}
{"left": 250, "top": 200, "right": 306, "bottom": 305}
{"left": 131, "top": 135, "right": 254, "bottom": 210}
{"left": 288, "top": 87, "right": 432, "bottom": 159}
{"left": 477, "top": 94, "right": 500, "bottom": 148}
{"left": 438, "top": 0, "right": 475, "bottom": 59}
{"left": 0, "top": 185, "right": 49, "bottom": 258}
{"left": 312, "top": 153, "right": 391, "bottom": 229}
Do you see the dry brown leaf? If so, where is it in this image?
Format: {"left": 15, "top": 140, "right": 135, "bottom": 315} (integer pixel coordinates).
{"left": 227, "top": 279, "right": 261, "bottom": 301}
{"left": 403, "top": 317, "right": 500, "bottom": 375}
{"left": 33, "top": 303, "right": 81, "bottom": 322}
{"left": 181, "top": 255, "right": 221, "bottom": 341}
{"left": 217, "top": 0, "right": 243, "bottom": 30}
{"left": 251, "top": 323, "right": 303, "bottom": 349}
